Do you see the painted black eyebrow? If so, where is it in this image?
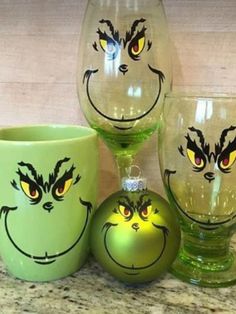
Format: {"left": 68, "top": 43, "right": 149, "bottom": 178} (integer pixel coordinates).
{"left": 127, "top": 26, "right": 147, "bottom": 60}
{"left": 99, "top": 19, "right": 121, "bottom": 43}
{"left": 186, "top": 133, "right": 204, "bottom": 153}
{"left": 96, "top": 28, "right": 117, "bottom": 47}
{"left": 17, "top": 157, "right": 71, "bottom": 192}
{"left": 55, "top": 165, "right": 75, "bottom": 183}
{"left": 188, "top": 127, "right": 211, "bottom": 160}
{"left": 138, "top": 198, "right": 152, "bottom": 212}
{"left": 188, "top": 127, "right": 206, "bottom": 150}
{"left": 189, "top": 126, "right": 236, "bottom": 162}
{"left": 117, "top": 195, "right": 134, "bottom": 209}
{"left": 130, "top": 26, "right": 146, "bottom": 43}
{"left": 136, "top": 193, "right": 150, "bottom": 210}
{"left": 219, "top": 125, "right": 236, "bottom": 150}
{"left": 214, "top": 126, "right": 236, "bottom": 159}
{"left": 17, "top": 161, "right": 39, "bottom": 183}
{"left": 116, "top": 197, "right": 134, "bottom": 221}
{"left": 185, "top": 133, "right": 207, "bottom": 171}
{"left": 124, "top": 18, "right": 146, "bottom": 46}
{"left": 52, "top": 165, "right": 75, "bottom": 200}
{"left": 16, "top": 168, "right": 40, "bottom": 193}
{"left": 217, "top": 136, "right": 236, "bottom": 173}
{"left": 16, "top": 168, "right": 42, "bottom": 204}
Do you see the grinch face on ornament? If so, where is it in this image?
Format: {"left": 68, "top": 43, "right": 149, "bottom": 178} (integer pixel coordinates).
{"left": 83, "top": 18, "right": 165, "bottom": 131}
{"left": 103, "top": 193, "right": 169, "bottom": 274}
{"left": 91, "top": 190, "right": 180, "bottom": 283}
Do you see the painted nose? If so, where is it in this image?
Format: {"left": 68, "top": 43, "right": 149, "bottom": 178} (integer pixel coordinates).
{"left": 132, "top": 223, "right": 140, "bottom": 232}
{"left": 204, "top": 172, "right": 215, "bottom": 183}
{"left": 119, "top": 64, "right": 128, "bottom": 75}
{"left": 43, "top": 202, "right": 54, "bottom": 212}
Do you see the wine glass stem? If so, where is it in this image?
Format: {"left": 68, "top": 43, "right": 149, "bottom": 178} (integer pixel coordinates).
{"left": 115, "top": 153, "right": 134, "bottom": 183}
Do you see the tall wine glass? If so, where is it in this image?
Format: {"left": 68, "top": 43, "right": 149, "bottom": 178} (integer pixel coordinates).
{"left": 77, "top": 0, "right": 171, "bottom": 179}
{"left": 158, "top": 94, "right": 236, "bottom": 287}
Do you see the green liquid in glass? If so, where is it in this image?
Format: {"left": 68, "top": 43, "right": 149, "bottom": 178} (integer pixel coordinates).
{"left": 93, "top": 125, "right": 156, "bottom": 157}
{"left": 93, "top": 125, "right": 157, "bottom": 178}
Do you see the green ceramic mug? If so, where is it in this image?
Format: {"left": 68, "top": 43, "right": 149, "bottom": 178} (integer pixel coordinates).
{"left": 0, "top": 124, "right": 98, "bottom": 281}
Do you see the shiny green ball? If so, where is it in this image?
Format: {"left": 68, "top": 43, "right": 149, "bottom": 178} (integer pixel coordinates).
{"left": 90, "top": 189, "right": 180, "bottom": 284}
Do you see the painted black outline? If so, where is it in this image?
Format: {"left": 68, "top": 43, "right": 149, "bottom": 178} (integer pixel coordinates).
{"left": 102, "top": 221, "right": 168, "bottom": 274}
{"left": 17, "top": 172, "right": 43, "bottom": 205}
{"left": 16, "top": 158, "right": 75, "bottom": 194}
{"left": 14, "top": 158, "right": 81, "bottom": 206}
{"left": 164, "top": 169, "right": 236, "bottom": 230}
{"left": 186, "top": 126, "right": 236, "bottom": 174}
{"left": 0, "top": 198, "right": 92, "bottom": 265}
{"left": 97, "top": 28, "right": 120, "bottom": 61}
{"left": 83, "top": 18, "right": 165, "bottom": 128}
{"left": 114, "top": 193, "right": 154, "bottom": 221}
{"left": 83, "top": 66, "right": 165, "bottom": 124}
{"left": 51, "top": 167, "right": 75, "bottom": 201}
{"left": 185, "top": 133, "right": 207, "bottom": 172}
{"left": 98, "top": 19, "right": 121, "bottom": 44}
{"left": 127, "top": 26, "right": 147, "bottom": 61}
{"left": 96, "top": 18, "right": 147, "bottom": 50}
{"left": 124, "top": 18, "right": 147, "bottom": 48}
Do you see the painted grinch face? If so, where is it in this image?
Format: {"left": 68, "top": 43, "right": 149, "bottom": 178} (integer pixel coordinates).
{"left": 0, "top": 157, "right": 92, "bottom": 265}
{"left": 82, "top": 18, "right": 165, "bottom": 131}
{"left": 103, "top": 193, "right": 169, "bottom": 274}
{"left": 90, "top": 190, "right": 180, "bottom": 283}
{"left": 165, "top": 126, "right": 236, "bottom": 229}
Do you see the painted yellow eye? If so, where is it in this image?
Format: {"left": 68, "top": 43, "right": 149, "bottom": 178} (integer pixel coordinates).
{"left": 20, "top": 181, "right": 39, "bottom": 199}
{"left": 187, "top": 148, "right": 205, "bottom": 168}
{"left": 118, "top": 205, "right": 132, "bottom": 218}
{"left": 100, "top": 39, "right": 108, "bottom": 51}
{"left": 219, "top": 151, "right": 236, "bottom": 170}
{"left": 100, "top": 39, "right": 117, "bottom": 55}
{"left": 55, "top": 178, "right": 73, "bottom": 197}
{"left": 131, "top": 37, "right": 145, "bottom": 56}
{"left": 141, "top": 205, "right": 152, "bottom": 218}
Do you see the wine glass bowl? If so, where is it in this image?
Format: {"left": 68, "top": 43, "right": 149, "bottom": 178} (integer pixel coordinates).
{"left": 77, "top": 0, "right": 171, "bottom": 176}
{"left": 158, "top": 94, "right": 236, "bottom": 287}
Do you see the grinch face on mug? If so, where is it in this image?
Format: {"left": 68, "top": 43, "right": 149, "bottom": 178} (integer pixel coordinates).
{"left": 82, "top": 18, "right": 165, "bottom": 131}
{"left": 0, "top": 157, "right": 92, "bottom": 266}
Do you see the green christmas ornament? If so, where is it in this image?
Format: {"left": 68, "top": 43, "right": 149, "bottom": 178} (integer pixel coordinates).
{"left": 90, "top": 168, "right": 181, "bottom": 284}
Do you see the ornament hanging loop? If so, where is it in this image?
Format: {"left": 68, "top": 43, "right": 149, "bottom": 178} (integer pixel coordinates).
{"left": 122, "top": 165, "right": 147, "bottom": 192}
{"left": 125, "top": 165, "right": 141, "bottom": 179}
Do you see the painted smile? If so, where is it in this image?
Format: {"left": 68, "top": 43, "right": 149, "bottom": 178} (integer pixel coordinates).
{"left": 113, "top": 125, "right": 134, "bottom": 131}
{"left": 83, "top": 65, "right": 164, "bottom": 128}
{"left": 103, "top": 222, "right": 167, "bottom": 274}
{"left": 164, "top": 169, "right": 236, "bottom": 229}
{"left": 1, "top": 203, "right": 91, "bottom": 265}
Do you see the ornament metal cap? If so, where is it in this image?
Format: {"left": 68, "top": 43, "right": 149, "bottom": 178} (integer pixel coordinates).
{"left": 121, "top": 165, "right": 147, "bottom": 192}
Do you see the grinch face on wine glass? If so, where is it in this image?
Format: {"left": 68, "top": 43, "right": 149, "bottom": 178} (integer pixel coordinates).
{"left": 83, "top": 18, "right": 165, "bottom": 131}
{"left": 165, "top": 125, "right": 236, "bottom": 230}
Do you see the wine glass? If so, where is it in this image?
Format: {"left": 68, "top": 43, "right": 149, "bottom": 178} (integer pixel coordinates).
{"left": 77, "top": 0, "right": 171, "bottom": 179}
{"left": 158, "top": 93, "right": 236, "bottom": 287}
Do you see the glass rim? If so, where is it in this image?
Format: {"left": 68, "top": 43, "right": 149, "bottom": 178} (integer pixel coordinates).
{"left": 165, "top": 92, "right": 236, "bottom": 100}
{"left": 0, "top": 124, "right": 97, "bottom": 144}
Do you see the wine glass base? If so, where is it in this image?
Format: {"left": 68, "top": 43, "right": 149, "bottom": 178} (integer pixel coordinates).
{"left": 170, "top": 249, "right": 236, "bottom": 287}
